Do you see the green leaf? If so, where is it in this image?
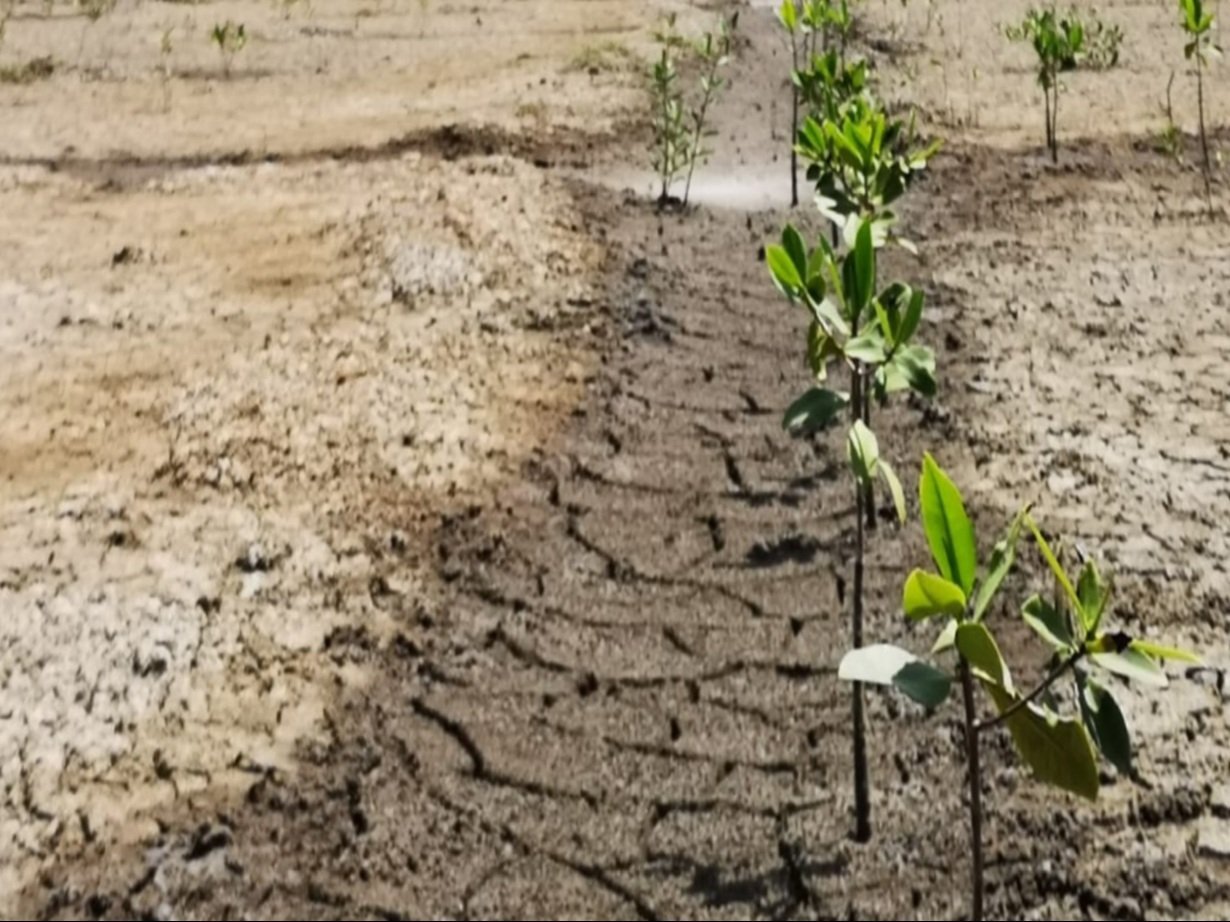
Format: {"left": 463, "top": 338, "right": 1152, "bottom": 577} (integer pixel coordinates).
{"left": 782, "top": 225, "right": 808, "bottom": 285}
{"left": 783, "top": 388, "right": 847, "bottom": 433}
{"left": 1091, "top": 649, "right": 1168, "bottom": 688}
{"left": 973, "top": 510, "right": 1025, "bottom": 620}
{"left": 1022, "top": 594, "right": 1073, "bottom": 652}
{"left": 878, "top": 458, "right": 906, "bottom": 524}
{"left": 893, "top": 662, "right": 953, "bottom": 709}
{"left": 931, "top": 618, "right": 958, "bottom": 654}
{"left": 851, "top": 219, "right": 876, "bottom": 314}
{"left": 1081, "top": 678, "right": 1132, "bottom": 777}
{"left": 1129, "top": 639, "right": 1201, "bottom": 664}
{"left": 898, "top": 287, "right": 924, "bottom": 344}
{"left": 894, "top": 347, "right": 936, "bottom": 396}
{"left": 956, "top": 622, "right": 1011, "bottom": 689}
{"left": 1026, "top": 517, "right": 1082, "bottom": 615}
{"left": 807, "top": 321, "right": 838, "bottom": 380}
{"left": 986, "top": 684, "right": 1100, "bottom": 801}
{"left": 903, "top": 570, "right": 967, "bottom": 621}
{"left": 779, "top": 0, "right": 798, "bottom": 32}
{"left": 847, "top": 420, "right": 879, "bottom": 485}
{"left": 845, "top": 333, "right": 888, "bottom": 364}
{"left": 767, "top": 244, "right": 804, "bottom": 297}
{"left": 838, "top": 643, "right": 916, "bottom": 684}
{"left": 919, "top": 454, "right": 978, "bottom": 596}
{"left": 1076, "top": 559, "right": 1108, "bottom": 634}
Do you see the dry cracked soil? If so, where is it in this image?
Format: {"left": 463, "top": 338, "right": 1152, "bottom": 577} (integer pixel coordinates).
{"left": 3, "top": 0, "right": 1230, "bottom": 920}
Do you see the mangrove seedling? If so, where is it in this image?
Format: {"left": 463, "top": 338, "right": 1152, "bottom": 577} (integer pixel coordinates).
{"left": 839, "top": 455, "right": 1200, "bottom": 920}
{"left": 768, "top": 216, "right": 937, "bottom": 840}
{"left": 211, "top": 21, "right": 247, "bottom": 80}
{"left": 648, "top": 13, "right": 737, "bottom": 208}
{"left": 1180, "top": 0, "right": 1221, "bottom": 210}
{"left": 1006, "top": 7, "right": 1121, "bottom": 162}
{"left": 796, "top": 100, "right": 941, "bottom": 251}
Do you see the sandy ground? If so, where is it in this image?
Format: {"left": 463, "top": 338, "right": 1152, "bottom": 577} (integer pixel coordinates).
{"left": 4, "top": 0, "right": 1230, "bottom": 919}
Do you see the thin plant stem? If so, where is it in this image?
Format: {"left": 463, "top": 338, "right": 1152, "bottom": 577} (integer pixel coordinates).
{"left": 976, "top": 650, "right": 1084, "bottom": 732}
{"left": 850, "top": 367, "right": 871, "bottom": 843}
{"left": 1197, "top": 53, "right": 1213, "bottom": 212}
{"left": 960, "top": 659, "right": 984, "bottom": 922}
{"left": 790, "top": 26, "right": 800, "bottom": 207}
{"left": 861, "top": 368, "right": 875, "bottom": 532}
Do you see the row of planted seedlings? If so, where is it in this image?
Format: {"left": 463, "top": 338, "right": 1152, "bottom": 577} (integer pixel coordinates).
{"left": 766, "top": 2, "right": 1200, "bottom": 918}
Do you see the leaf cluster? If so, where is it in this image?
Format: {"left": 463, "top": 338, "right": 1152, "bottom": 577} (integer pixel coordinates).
{"left": 841, "top": 456, "right": 1201, "bottom": 799}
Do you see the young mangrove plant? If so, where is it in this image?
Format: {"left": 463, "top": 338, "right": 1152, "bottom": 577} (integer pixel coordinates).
{"left": 768, "top": 216, "right": 937, "bottom": 840}
{"left": 1006, "top": 6, "right": 1121, "bottom": 163}
{"left": 648, "top": 13, "right": 737, "bottom": 208}
{"left": 839, "top": 455, "right": 1200, "bottom": 920}
{"left": 797, "top": 100, "right": 940, "bottom": 250}
{"left": 779, "top": 1, "right": 842, "bottom": 206}
{"left": 1180, "top": 0, "right": 1221, "bottom": 210}
{"left": 211, "top": 21, "right": 247, "bottom": 80}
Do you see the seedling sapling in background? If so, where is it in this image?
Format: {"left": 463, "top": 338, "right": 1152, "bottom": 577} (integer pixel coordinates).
{"left": 767, "top": 216, "right": 937, "bottom": 841}
{"left": 1180, "top": 0, "right": 1221, "bottom": 211}
{"left": 211, "top": 21, "right": 247, "bottom": 80}
{"left": 839, "top": 455, "right": 1200, "bottom": 921}
{"left": 648, "top": 13, "right": 737, "bottom": 208}
{"left": 1006, "top": 6, "right": 1122, "bottom": 164}
{"left": 682, "top": 14, "right": 737, "bottom": 208}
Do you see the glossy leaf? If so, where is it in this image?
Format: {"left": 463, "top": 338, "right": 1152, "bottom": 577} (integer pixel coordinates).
{"left": 838, "top": 643, "right": 916, "bottom": 684}
{"left": 957, "top": 622, "right": 1011, "bottom": 689}
{"left": 1091, "top": 648, "right": 1168, "bottom": 688}
{"left": 972, "top": 509, "right": 1025, "bottom": 620}
{"left": 767, "top": 244, "right": 804, "bottom": 297}
{"left": 1076, "top": 559, "right": 1108, "bottom": 634}
{"left": 845, "top": 333, "right": 888, "bottom": 364}
{"left": 931, "top": 618, "right": 959, "bottom": 654}
{"left": 893, "top": 661, "right": 953, "bottom": 709}
{"left": 1021, "top": 594, "right": 1073, "bottom": 652}
{"left": 919, "top": 454, "right": 977, "bottom": 595}
{"left": 903, "top": 569, "right": 966, "bottom": 621}
{"left": 878, "top": 458, "right": 906, "bottom": 524}
{"left": 986, "top": 684, "right": 1100, "bottom": 801}
{"left": 783, "top": 388, "right": 847, "bottom": 433}
{"left": 1026, "top": 517, "right": 1082, "bottom": 615}
{"left": 1081, "top": 678, "right": 1132, "bottom": 776}
{"left": 847, "top": 420, "right": 879, "bottom": 485}
{"left": 1130, "top": 639, "right": 1201, "bottom": 664}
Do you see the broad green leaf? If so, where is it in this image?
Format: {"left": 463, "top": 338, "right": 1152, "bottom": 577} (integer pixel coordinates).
{"left": 1130, "top": 639, "right": 1201, "bottom": 664}
{"left": 919, "top": 454, "right": 977, "bottom": 595}
{"left": 1091, "top": 648, "right": 1168, "bottom": 688}
{"left": 807, "top": 321, "right": 838, "bottom": 380}
{"left": 767, "top": 245, "right": 804, "bottom": 297}
{"left": 972, "top": 510, "right": 1025, "bottom": 620}
{"left": 1026, "top": 517, "right": 1082, "bottom": 616}
{"left": 878, "top": 458, "right": 906, "bottom": 524}
{"left": 903, "top": 569, "right": 966, "bottom": 621}
{"left": 1022, "top": 594, "right": 1073, "bottom": 652}
{"left": 782, "top": 225, "right": 808, "bottom": 285}
{"left": 783, "top": 388, "right": 847, "bottom": 433}
{"left": 845, "top": 333, "right": 888, "bottom": 364}
{"left": 986, "top": 684, "right": 1100, "bottom": 801}
{"left": 838, "top": 643, "right": 916, "bottom": 684}
{"left": 893, "top": 661, "right": 953, "bottom": 709}
{"left": 1076, "top": 559, "right": 1108, "bottom": 634}
{"left": 779, "top": 0, "right": 798, "bottom": 32}
{"left": 893, "top": 349, "right": 937, "bottom": 397}
{"left": 957, "top": 622, "right": 1011, "bottom": 689}
{"left": 852, "top": 219, "right": 876, "bottom": 314}
{"left": 932, "top": 618, "right": 958, "bottom": 654}
{"left": 898, "top": 287, "right": 924, "bottom": 344}
{"left": 1081, "top": 678, "right": 1132, "bottom": 777}
{"left": 847, "top": 420, "right": 879, "bottom": 484}
{"left": 812, "top": 296, "right": 851, "bottom": 339}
